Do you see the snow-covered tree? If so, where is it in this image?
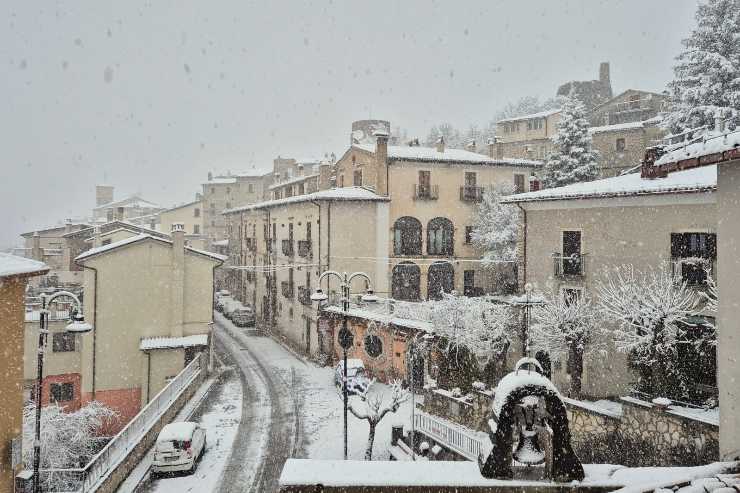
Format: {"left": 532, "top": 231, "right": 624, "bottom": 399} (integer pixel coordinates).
{"left": 596, "top": 265, "right": 700, "bottom": 398}
{"left": 347, "top": 380, "right": 409, "bottom": 460}
{"left": 23, "top": 401, "right": 117, "bottom": 491}
{"left": 471, "top": 185, "right": 520, "bottom": 293}
{"left": 428, "top": 293, "right": 516, "bottom": 390}
{"left": 425, "top": 122, "right": 464, "bottom": 148}
{"left": 663, "top": 0, "right": 740, "bottom": 134}
{"left": 541, "top": 96, "right": 599, "bottom": 188}
{"left": 531, "top": 290, "right": 604, "bottom": 397}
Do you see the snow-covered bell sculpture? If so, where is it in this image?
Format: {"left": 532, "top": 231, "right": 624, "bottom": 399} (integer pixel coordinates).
{"left": 512, "top": 396, "right": 545, "bottom": 465}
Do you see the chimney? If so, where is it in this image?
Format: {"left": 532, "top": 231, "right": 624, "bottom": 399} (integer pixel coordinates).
{"left": 31, "top": 232, "right": 42, "bottom": 261}
{"left": 318, "top": 163, "right": 332, "bottom": 191}
{"left": 467, "top": 140, "right": 477, "bottom": 153}
{"left": 487, "top": 138, "right": 496, "bottom": 158}
{"left": 436, "top": 136, "right": 445, "bottom": 153}
{"left": 92, "top": 226, "right": 101, "bottom": 248}
{"left": 65, "top": 219, "right": 73, "bottom": 235}
{"left": 207, "top": 171, "right": 213, "bottom": 181}
{"left": 373, "top": 129, "right": 390, "bottom": 195}
{"left": 95, "top": 185, "right": 114, "bottom": 207}
{"left": 599, "top": 62, "right": 612, "bottom": 97}
{"left": 170, "top": 223, "right": 185, "bottom": 338}
{"left": 115, "top": 206, "right": 125, "bottom": 221}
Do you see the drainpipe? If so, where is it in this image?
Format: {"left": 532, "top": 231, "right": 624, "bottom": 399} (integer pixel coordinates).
{"left": 310, "top": 200, "right": 322, "bottom": 275}
{"left": 146, "top": 351, "right": 151, "bottom": 403}
{"left": 326, "top": 202, "right": 332, "bottom": 293}
{"left": 80, "top": 264, "right": 99, "bottom": 400}
{"left": 516, "top": 204, "right": 528, "bottom": 290}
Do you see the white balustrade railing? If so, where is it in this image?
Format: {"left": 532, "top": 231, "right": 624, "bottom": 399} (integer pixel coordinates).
{"left": 413, "top": 410, "right": 486, "bottom": 461}
{"left": 41, "top": 355, "right": 202, "bottom": 492}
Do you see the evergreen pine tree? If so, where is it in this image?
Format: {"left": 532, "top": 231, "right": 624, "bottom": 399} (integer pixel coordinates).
{"left": 664, "top": 0, "right": 740, "bottom": 133}
{"left": 542, "top": 96, "right": 599, "bottom": 188}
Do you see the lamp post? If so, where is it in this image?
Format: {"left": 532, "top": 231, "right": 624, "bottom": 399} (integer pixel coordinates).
{"left": 33, "top": 291, "right": 93, "bottom": 493}
{"left": 311, "top": 271, "right": 377, "bottom": 460}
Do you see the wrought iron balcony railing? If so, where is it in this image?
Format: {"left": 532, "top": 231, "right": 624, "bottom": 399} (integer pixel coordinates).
{"left": 459, "top": 186, "right": 484, "bottom": 202}
{"left": 282, "top": 239, "right": 294, "bottom": 257}
{"left": 670, "top": 257, "right": 715, "bottom": 287}
{"left": 281, "top": 281, "right": 294, "bottom": 299}
{"left": 298, "top": 240, "right": 312, "bottom": 258}
{"left": 553, "top": 253, "right": 587, "bottom": 279}
{"left": 414, "top": 184, "right": 439, "bottom": 200}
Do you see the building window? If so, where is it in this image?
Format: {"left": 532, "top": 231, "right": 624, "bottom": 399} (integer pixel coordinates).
{"left": 298, "top": 183, "right": 305, "bottom": 195}
{"left": 427, "top": 261, "right": 454, "bottom": 300}
{"left": 193, "top": 225, "right": 200, "bottom": 234}
{"left": 616, "top": 138, "right": 626, "bottom": 152}
{"left": 526, "top": 119, "right": 543, "bottom": 130}
{"left": 52, "top": 332, "right": 75, "bottom": 352}
{"left": 561, "top": 230, "right": 583, "bottom": 276}
{"left": 353, "top": 169, "right": 362, "bottom": 186}
{"left": 671, "top": 232, "right": 716, "bottom": 285}
{"left": 465, "top": 226, "right": 474, "bottom": 245}
{"left": 427, "top": 217, "right": 454, "bottom": 256}
{"left": 226, "top": 187, "right": 231, "bottom": 194}
{"left": 194, "top": 208, "right": 200, "bottom": 217}
{"left": 464, "top": 172, "right": 477, "bottom": 187}
{"left": 392, "top": 262, "right": 421, "bottom": 301}
{"left": 211, "top": 188, "right": 215, "bottom": 194}
{"left": 226, "top": 202, "right": 231, "bottom": 209}
{"left": 393, "top": 217, "right": 422, "bottom": 255}
{"left": 514, "top": 174, "right": 526, "bottom": 194}
{"left": 248, "top": 184, "right": 254, "bottom": 193}
{"left": 463, "top": 270, "right": 477, "bottom": 297}
{"left": 364, "top": 335, "right": 383, "bottom": 358}
{"left": 211, "top": 220, "right": 216, "bottom": 227}
{"left": 339, "top": 175, "right": 344, "bottom": 187}
{"left": 210, "top": 202, "right": 216, "bottom": 211}
{"left": 50, "top": 382, "right": 74, "bottom": 402}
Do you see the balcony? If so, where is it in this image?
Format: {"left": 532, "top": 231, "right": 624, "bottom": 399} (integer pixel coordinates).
{"left": 282, "top": 239, "right": 294, "bottom": 257}
{"left": 245, "top": 238, "right": 256, "bottom": 252}
{"left": 553, "top": 253, "right": 587, "bottom": 279}
{"left": 297, "top": 286, "right": 312, "bottom": 306}
{"left": 671, "top": 258, "right": 715, "bottom": 287}
{"left": 459, "top": 186, "right": 484, "bottom": 202}
{"left": 298, "top": 240, "right": 312, "bottom": 258}
{"left": 281, "top": 281, "right": 294, "bottom": 299}
{"left": 414, "top": 184, "right": 439, "bottom": 200}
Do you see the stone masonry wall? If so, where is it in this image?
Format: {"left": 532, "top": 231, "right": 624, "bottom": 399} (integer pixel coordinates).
{"left": 422, "top": 383, "right": 718, "bottom": 467}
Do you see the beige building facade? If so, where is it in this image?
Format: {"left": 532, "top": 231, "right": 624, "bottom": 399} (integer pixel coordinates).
{"left": 589, "top": 121, "right": 665, "bottom": 178}
{"left": 159, "top": 199, "right": 206, "bottom": 250}
{"left": 72, "top": 227, "right": 223, "bottom": 432}
{"left": 202, "top": 173, "right": 264, "bottom": 248}
{"left": 224, "top": 188, "right": 390, "bottom": 356}
{"left": 0, "top": 254, "right": 48, "bottom": 493}
{"left": 494, "top": 109, "right": 561, "bottom": 161}
{"left": 504, "top": 165, "right": 717, "bottom": 398}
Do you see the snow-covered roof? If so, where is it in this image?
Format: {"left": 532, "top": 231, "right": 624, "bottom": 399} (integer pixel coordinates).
{"left": 67, "top": 220, "right": 169, "bottom": 240}
{"left": 223, "top": 186, "right": 388, "bottom": 215}
{"left": 322, "top": 304, "right": 433, "bottom": 332}
{"left": 93, "top": 194, "right": 161, "bottom": 211}
{"left": 353, "top": 144, "right": 541, "bottom": 167}
{"left": 497, "top": 108, "right": 562, "bottom": 123}
{"left": 503, "top": 165, "right": 716, "bottom": 204}
{"left": 204, "top": 177, "right": 238, "bottom": 185}
{"left": 75, "top": 234, "right": 226, "bottom": 262}
{"left": 0, "top": 253, "right": 49, "bottom": 279}
{"left": 589, "top": 121, "right": 647, "bottom": 134}
{"left": 268, "top": 173, "right": 320, "bottom": 190}
{"left": 140, "top": 334, "right": 208, "bottom": 351}
{"left": 655, "top": 129, "right": 740, "bottom": 168}
{"left": 162, "top": 200, "right": 201, "bottom": 213}
{"left": 212, "top": 239, "right": 229, "bottom": 247}
{"left": 157, "top": 422, "right": 198, "bottom": 442}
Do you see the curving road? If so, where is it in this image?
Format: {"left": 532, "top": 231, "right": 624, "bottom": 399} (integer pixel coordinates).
{"left": 212, "top": 315, "right": 302, "bottom": 493}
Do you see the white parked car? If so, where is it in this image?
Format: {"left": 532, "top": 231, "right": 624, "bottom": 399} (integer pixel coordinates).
{"left": 334, "top": 359, "right": 371, "bottom": 395}
{"left": 151, "top": 422, "right": 206, "bottom": 475}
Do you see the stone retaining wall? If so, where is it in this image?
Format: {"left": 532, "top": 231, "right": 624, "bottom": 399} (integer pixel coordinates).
{"left": 422, "top": 385, "right": 718, "bottom": 467}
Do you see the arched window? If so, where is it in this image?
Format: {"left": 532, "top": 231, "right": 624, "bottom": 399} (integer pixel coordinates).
{"left": 427, "top": 261, "right": 454, "bottom": 300}
{"left": 364, "top": 334, "right": 383, "bottom": 358}
{"left": 392, "top": 262, "right": 421, "bottom": 301}
{"left": 427, "top": 217, "right": 454, "bottom": 256}
{"left": 393, "top": 217, "right": 422, "bottom": 256}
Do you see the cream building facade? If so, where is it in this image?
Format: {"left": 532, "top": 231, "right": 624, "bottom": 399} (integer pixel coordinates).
{"left": 0, "top": 254, "right": 48, "bottom": 493}
{"left": 202, "top": 173, "right": 265, "bottom": 248}
{"left": 223, "top": 187, "right": 390, "bottom": 356}
{"left": 71, "top": 226, "right": 223, "bottom": 432}
{"left": 159, "top": 199, "right": 206, "bottom": 250}
{"left": 494, "top": 109, "right": 561, "bottom": 161}
{"left": 503, "top": 165, "right": 717, "bottom": 398}
{"left": 335, "top": 132, "right": 540, "bottom": 301}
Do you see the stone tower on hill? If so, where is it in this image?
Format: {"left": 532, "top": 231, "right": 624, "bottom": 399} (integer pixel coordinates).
{"left": 557, "top": 62, "right": 613, "bottom": 111}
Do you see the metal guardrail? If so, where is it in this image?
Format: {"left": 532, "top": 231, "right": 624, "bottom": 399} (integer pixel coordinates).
{"left": 41, "top": 356, "right": 202, "bottom": 492}
{"left": 413, "top": 410, "right": 485, "bottom": 461}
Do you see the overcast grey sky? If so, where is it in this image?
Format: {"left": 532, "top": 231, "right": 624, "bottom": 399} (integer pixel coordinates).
{"left": 1, "top": 0, "right": 699, "bottom": 248}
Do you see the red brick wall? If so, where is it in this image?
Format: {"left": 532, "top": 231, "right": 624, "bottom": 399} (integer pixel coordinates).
{"left": 82, "top": 388, "right": 142, "bottom": 435}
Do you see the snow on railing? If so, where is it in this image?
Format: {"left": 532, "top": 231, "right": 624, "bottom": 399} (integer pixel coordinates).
{"left": 413, "top": 410, "right": 487, "bottom": 462}
{"left": 41, "top": 356, "right": 202, "bottom": 492}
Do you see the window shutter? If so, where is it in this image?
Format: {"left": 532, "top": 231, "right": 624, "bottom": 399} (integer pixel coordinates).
{"left": 670, "top": 233, "right": 684, "bottom": 258}
{"left": 707, "top": 234, "right": 717, "bottom": 259}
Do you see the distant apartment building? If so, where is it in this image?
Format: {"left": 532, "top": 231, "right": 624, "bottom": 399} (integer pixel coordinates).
{"left": 201, "top": 172, "right": 264, "bottom": 248}
{"left": 91, "top": 185, "right": 163, "bottom": 225}
{"left": 159, "top": 198, "right": 206, "bottom": 250}
{"left": 588, "top": 89, "right": 668, "bottom": 127}
{"left": 494, "top": 109, "right": 561, "bottom": 161}
{"left": 0, "top": 254, "right": 48, "bottom": 493}
{"left": 17, "top": 222, "right": 89, "bottom": 286}
{"left": 502, "top": 164, "right": 717, "bottom": 398}
{"left": 65, "top": 226, "right": 224, "bottom": 432}
{"left": 224, "top": 187, "right": 390, "bottom": 356}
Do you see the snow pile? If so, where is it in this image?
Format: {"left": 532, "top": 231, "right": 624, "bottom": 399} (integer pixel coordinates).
{"left": 0, "top": 252, "right": 48, "bottom": 278}
{"left": 504, "top": 164, "right": 716, "bottom": 203}
{"left": 492, "top": 369, "right": 560, "bottom": 417}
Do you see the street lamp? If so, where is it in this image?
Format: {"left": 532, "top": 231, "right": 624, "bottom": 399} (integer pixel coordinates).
{"left": 33, "top": 291, "right": 92, "bottom": 493}
{"left": 311, "top": 271, "right": 377, "bottom": 460}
